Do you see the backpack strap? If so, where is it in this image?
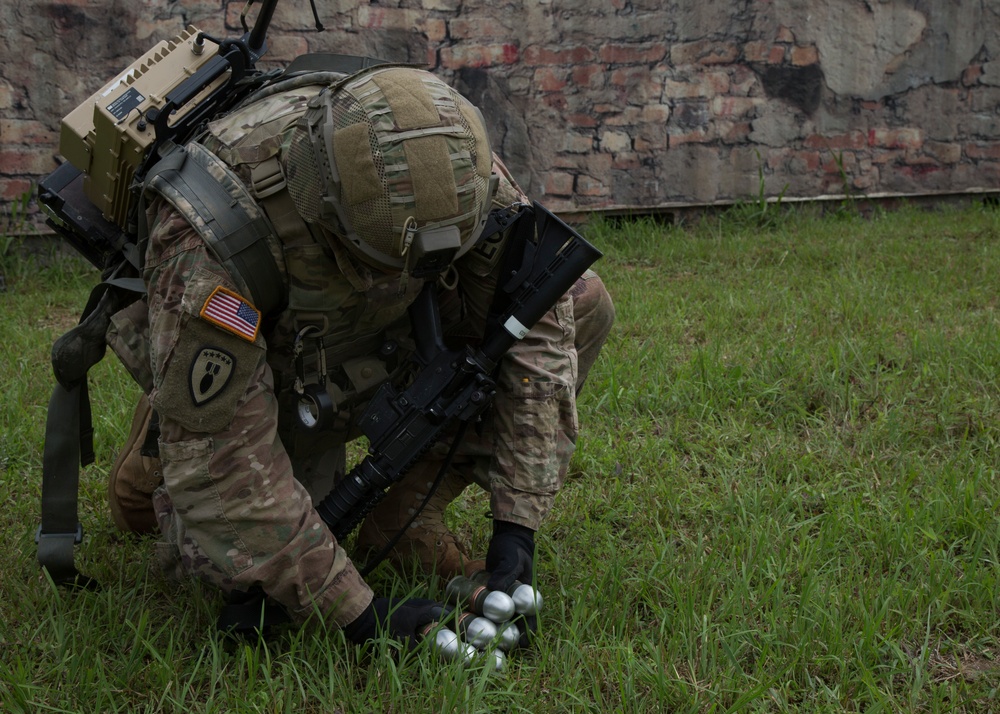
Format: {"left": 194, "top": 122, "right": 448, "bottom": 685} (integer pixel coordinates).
{"left": 142, "top": 143, "right": 287, "bottom": 315}
{"left": 37, "top": 276, "right": 140, "bottom": 587}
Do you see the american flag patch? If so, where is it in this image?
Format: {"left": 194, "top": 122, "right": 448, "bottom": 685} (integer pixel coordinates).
{"left": 200, "top": 286, "right": 261, "bottom": 342}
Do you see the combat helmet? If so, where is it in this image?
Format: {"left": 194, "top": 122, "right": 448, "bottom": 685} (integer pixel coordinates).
{"left": 285, "top": 65, "right": 498, "bottom": 277}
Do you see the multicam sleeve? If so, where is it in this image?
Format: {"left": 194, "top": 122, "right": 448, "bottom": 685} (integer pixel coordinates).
{"left": 451, "top": 156, "right": 579, "bottom": 531}
{"left": 144, "top": 198, "right": 372, "bottom": 627}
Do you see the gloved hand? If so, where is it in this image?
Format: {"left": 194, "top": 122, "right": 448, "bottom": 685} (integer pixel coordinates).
{"left": 485, "top": 520, "right": 535, "bottom": 593}
{"left": 343, "top": 597, "right": 444, "bottom": 649}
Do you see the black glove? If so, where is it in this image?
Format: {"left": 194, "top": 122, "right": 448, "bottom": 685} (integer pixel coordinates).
{"left": 485, "top": 520, "right": 535, "bottom": 593}
{"left": 513, "top": 613, "right": 538, "bottom": 649}
{"left": 343, "top": 597, "right": 444, "bottom": 649}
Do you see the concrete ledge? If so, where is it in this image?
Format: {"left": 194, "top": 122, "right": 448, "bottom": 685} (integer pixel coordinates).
{"left": 558, "top": 188, "right": 1000, "bottom": 225}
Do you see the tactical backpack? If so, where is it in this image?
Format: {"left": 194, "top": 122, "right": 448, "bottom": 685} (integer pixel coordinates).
{"left": 34, "top": 1, "right": 386, "bottom": 585}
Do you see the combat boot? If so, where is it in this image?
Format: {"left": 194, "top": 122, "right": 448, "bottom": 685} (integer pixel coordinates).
{"left": 354, "top": 464, "right": 483, "bottom": 579}
{"left": 108, "top": 393, "right": 163, "bottom": 533}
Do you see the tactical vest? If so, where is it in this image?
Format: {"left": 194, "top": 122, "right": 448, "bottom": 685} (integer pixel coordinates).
{"left": 136, "top": 72, "right": 429, "bottom": 443}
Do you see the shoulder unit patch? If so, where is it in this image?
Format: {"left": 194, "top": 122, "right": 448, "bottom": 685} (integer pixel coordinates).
{"left": 190, "top": 347, "right": 236, "bottom": 405}
{"left": 200, "top": 286, "right": 261, "bottom": 342}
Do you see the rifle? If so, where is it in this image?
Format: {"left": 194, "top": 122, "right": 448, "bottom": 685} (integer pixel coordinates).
{"left": 316, "top": 203, "right": 602, "bottom": 540}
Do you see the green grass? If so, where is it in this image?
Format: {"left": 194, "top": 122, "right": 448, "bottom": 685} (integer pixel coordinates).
{"left": 3, "top": 203, "right": 1000, "bottom": 712}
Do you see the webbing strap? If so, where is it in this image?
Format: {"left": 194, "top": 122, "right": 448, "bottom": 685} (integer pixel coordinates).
{"left": 146, "top": 148, "right": 285, "bottom": 315}
{"left": 37, "top": 267, "right": 144, "bottom": 588}
{"left": 37, "top": 383, "right": 96, "bottom": 588}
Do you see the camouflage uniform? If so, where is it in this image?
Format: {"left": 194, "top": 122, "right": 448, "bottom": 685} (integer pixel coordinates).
{"left": 124, "top": 74, "right": 607, "bottom": 630}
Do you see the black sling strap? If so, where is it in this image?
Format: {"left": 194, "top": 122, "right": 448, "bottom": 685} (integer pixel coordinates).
{"left": 37, "top": 279, "right": 134, "bottom": 587}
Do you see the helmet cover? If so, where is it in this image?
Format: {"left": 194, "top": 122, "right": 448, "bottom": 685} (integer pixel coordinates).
{"left": 285, "top": 65, "right": 497, "bottom": 271}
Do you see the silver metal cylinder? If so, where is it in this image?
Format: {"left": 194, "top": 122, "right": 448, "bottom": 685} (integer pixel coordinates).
{"left": 461, "top": 614, "right": 498, "bottom": 649}
{"left": 496, "top": 621, "right": 521, "bottom": 652}
{"left": 509, "top": 582, "right": 543, "bottom": 615}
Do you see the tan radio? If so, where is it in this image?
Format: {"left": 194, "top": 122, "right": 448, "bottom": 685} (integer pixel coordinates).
{"left": 58, "top": 26, "right": 226, "bottom": 229}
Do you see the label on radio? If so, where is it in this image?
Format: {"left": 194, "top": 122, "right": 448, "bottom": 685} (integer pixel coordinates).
{"left": 106, "top": 87, "right": 146, "bottom": 122}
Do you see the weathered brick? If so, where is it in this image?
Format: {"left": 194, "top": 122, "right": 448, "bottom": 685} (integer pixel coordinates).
{"left": 0, "top": 80, "right": 14, "bottom": 110}
{"left": 669, "top": 127, "right": 711, "bottom": 147}
{"left": 6, "top": 0, "right": 1000, "bottom": 217}
{"left": 357, "top": 6, "right": 412, "bottom": 30}
{"left": 583, "top": 153, "right": 614, "bottom": 174}
{"left": 550, "top": 154, "right": 583, "bottom": 170}
{"left": 423, "top": 0, "right": 461, "bottom": 11}
{"left": 788, "top": 150, "right": 821, "bottom": 173}
{"left": 640, "top": 104, "right": 672, "bottom": 123}
{"left": 599, "top": 43, "right": 668, "bottom": 65}
{"left": 634, "top": 133, "right": 665, "bottom": 152}
{"left": 563, "top": 133, "right": 594, "bottom": 153}
{"left": 962, "top": 64, "right": 983, "bottom": 87}
{"left": 663, "top": 78, "right": 708, "bottom": 99}
{"left": 822, "top": 152, "right": 857, "bottom": 174}
{"left": 965, "top": 142, "right": 1000, "bottom": 160}
{"left": 560, "top": 113, "right": 596, "bottom": 131}
{"left": 448, "top": 18, "right": 502, "bottom": 39}
{"left": 710, "top": 96, "right": 758, "bottom": 118}
{"left": 599, "top": 130, "right": 631, "bottom": 153}
{"left": 775, "top": 26, "right": 796, "bottom": 43}
{"left": 542, "top": 93, "right": 569, "bottom": 111}
{"left": 768, "top": 45, "right": 787, "bottom": 63}
{"left": 266, "top": 34, "right": 310, "bottom": 62}
{"left": 923, "top": 141, "right": 962, "bottom": 164}
{"left": 868, "top": 128, "right": 923, "bottom": 150}
{"left": 571, "top": 64, "right": 605, "bottom": 90}
{"left": 576, "top": 174, "right": 609, "bottom": 196}
{"left": 0, "top": 119, "right": 58, "bottom": 145}
{"left": 847, "top": 156, "right": 877, "bottom": 189}
{"left": 0, "top": 178, "right": 33, "bottom": 201}
{"left": 717, "top": 121, "right": 752, "bottom": 144}
{"left": 743, "top": 41, "right": 771, "bottom": 63}
{"left": 611, "top": 154, "right": 640, "bottom": 170}
{"left": 670, "top": 40, "right": 739, "bottom": 66}
{"left": 534, "top": 67, "right": 568, "bottom": 92}
{"left": 604, "top": 106, "right": 642, "bottom": 126}
{"left": 423, "top": 18, "right": 448, "bottom": 43}
{"left": 439, "top": 43, "right": 519, "bottom": 69}
{"left": 729, "top": 65, "right": 758, "bottom": 93}
{"left": 522, "top": 45, "right": 595, "bottom": 66}
{"left": 790, "top": 45, "right": 819, "bottom": 66}
{"left": 869, "top": 150, "right": 896, "bottom": 165}
{"left": 0, "top": 148, "right": 57, "bottom": 174}
{"left": 609, "top": 68, "right": 660, "bottom": 104}
{"left": 803, "top": 131, "right": 867, "bottom": 151}
{"left": 544, "top": 171, "right": 575, "bottom": 196}
{"left": 765, "top": 147, "right": 791, "bottom": 170}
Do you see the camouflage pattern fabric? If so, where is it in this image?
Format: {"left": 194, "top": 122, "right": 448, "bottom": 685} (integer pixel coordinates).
{"left": 143, "top": 198, "right": 371, "bottom": 627}
{"left": 130, "top": 77, "right": 610, "bottom": 630}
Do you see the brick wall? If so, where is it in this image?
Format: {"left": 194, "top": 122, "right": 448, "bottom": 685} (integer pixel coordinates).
{"left": 2, "top": 0, "right": 999, "bottom": 222}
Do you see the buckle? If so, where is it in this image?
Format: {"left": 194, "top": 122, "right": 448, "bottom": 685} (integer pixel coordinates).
{"left": 35, "top": 522, "right": 84, "bottom": 545}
